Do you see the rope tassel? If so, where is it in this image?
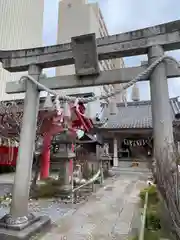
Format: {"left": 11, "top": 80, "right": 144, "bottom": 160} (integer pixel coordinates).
{"left": 85, "top": 103, "right": 91, "bottom": 118}
{"left": 43, "top": 93, "right": 54, "bottom": 109}
{"left": 54, "top": 96, "right": 62, "bottom": 115}
{"left": 63, "top": 101, "right": 71, "bottom": 118}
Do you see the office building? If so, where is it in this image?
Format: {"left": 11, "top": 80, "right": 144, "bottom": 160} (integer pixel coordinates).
{"left": 0, "top": 0, "right": 44, "bottom": 100}
{"left": 56, "top": 0, "right": 126, "bottom": 117}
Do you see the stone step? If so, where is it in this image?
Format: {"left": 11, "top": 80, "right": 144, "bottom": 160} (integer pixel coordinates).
{"left": 77, "top": 188, "right": 92, "bottom": 193}
{"left": 112, "top": 167, "right": 151, "bottom": 172}
{"left": 74, "top": 186, "right": 93, "bottom": 193}
{"left": 54, "top": 188, "right": 72, "bottom": 199}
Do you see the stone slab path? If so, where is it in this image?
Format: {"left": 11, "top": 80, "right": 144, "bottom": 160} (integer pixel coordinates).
{"left": 40, "top": 175, "right": 146, "bottom": 240}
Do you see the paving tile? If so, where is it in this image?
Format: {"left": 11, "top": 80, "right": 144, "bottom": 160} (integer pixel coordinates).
{"left": 40, "top": 174, "right": 146, "bottom": 239}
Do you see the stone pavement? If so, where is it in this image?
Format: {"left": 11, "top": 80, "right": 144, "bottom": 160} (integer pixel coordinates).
{"left": 39, "top": 175, "right": 146, "bottom": 240}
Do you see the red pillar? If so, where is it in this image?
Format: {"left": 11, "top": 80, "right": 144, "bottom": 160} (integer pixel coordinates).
{"left": 40, "top": 134, "right": 51, "bottom": 179}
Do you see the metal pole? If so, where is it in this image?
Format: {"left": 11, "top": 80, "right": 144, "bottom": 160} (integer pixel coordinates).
{"left": 71, "top": 158, "right": 74, "bottom": 205}
{"left": 10, "top": 65, "right": 41, "bottom": 218}
{"left": 100, "top": 160, "right": 104, "bottom": 185}
{"left": 71, "top": 143, "right": 75, "bottom": 205}
{"left": 139, "top": 192, "right": 148, "bottom": 240}
{"left": 148, "top": 45, "right": 174, "bottom": 158}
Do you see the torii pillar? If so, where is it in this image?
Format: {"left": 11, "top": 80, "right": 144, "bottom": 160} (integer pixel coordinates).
{"left": 148, "top": 45, "right": 174, "bottom": 158}
{"left": 0, "top": 65, "right": 50, "bottom": 238}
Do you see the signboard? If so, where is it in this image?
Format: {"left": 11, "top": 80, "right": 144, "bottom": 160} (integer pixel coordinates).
{"left": 71, "top": 33, "right": 100, "bottom": 76}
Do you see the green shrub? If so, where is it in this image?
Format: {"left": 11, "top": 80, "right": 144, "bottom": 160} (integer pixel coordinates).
{"left": 34, "top": 184, "right": 60, "bottom": 198}
{"left": 128, "top": 236, "right": 138, "bottom": 240}
{"left": 31, "top": 178, "right": 64, "bottom": 199}
{"left": 146, "top": 205, "right": 161, "bottom": 230}
{"left": 144, "top": 229, "right": 161, "bottom": 240}
{"left": 140, "top": 186, "right": 161, "bottom": 232}
{"left": 44, "top": 178, "right": 64, "bottom": 187}
{"left": 139, "top": 185, "right": 159, "bottom": 205}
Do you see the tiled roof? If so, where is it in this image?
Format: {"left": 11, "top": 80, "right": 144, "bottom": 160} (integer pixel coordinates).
{"left": 76, "top": 133, "right": 102, "bottom": 145}
{"left": 98, "top": 97, "right": 180, "bottom": 129}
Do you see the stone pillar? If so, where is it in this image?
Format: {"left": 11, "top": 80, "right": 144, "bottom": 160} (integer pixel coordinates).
{"left": 10, "top": 65, "right": 41, "bottom": 218}
{"left": 58, "top": 160, "right": 70, "bottom": 191}
{"left": 96, "top": 144, "right": 100, "bottom": 160}
{"left": 63, "top": 161, "right": 70, "bottom": 185}
{"left": 69, "top": 144, "right": 74, "bottom": 182}
{"left": 148, "top": 45, "right": 174, "bottom": 158}
{"left": 96, "top": 144, "right": 104, "bottom": 183}
{"left": 113, "top": 138, "right": 118, "bottom": 167}
{"left": 40, "top": 134, "right": 51, "bottom": 179}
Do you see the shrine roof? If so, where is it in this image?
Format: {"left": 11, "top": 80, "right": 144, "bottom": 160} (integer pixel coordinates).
{"left": 96, "top": 97, "right": 180, "bottom": 129}
{"left": 76, "top": 133, "right": 103, "bottom": 145}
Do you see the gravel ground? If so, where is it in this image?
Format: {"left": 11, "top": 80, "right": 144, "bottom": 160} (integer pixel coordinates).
{"left": 0, "top": 183, "right": 76, "bottom": 223}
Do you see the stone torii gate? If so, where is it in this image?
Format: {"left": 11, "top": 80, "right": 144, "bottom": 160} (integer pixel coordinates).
{"left": 0, "top": 20, "right": 180, "bottom": 238}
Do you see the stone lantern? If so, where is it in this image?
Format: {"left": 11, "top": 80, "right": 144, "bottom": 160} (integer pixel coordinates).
{"left": 100, "top": 143, "right": 112, "bottom": 173}
{"left": 51, "top": 130, "right": 76, "bottom": 193}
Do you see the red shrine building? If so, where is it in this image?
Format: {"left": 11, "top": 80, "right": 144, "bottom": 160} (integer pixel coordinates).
{"left": 0, "top": 92, "right": 94, "bottom": 178}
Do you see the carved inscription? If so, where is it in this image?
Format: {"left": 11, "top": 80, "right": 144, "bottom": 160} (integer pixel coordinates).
{"left": 104, "top": 34, "right": 169, "bottom": 53}
{"left": 113, "top": 38, "right": 148, "bottom": 51}
{"left": 97, "top": 24, "right": 165, "bottom": 46}
{"left": 130, "top": 26, "right": 163, "bottom": 39}
{"left": 82, "top": 46, "right": 93, "bottom": 69}
{"left": 71, "top": 34, "right": 99, "bottom": 76}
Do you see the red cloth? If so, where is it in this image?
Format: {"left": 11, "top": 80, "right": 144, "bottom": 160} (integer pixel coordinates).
{"left": 0, "top": 146, "right": 18, "bottom": 165}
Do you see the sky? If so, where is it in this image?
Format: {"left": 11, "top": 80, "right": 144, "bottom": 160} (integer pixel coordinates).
{"left": 43, "top": 0, "right": 180, "bottom": 101}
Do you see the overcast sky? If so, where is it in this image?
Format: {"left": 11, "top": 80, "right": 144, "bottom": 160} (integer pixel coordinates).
{"left": 43, "top": 0, "right": 180, "bottom": 100}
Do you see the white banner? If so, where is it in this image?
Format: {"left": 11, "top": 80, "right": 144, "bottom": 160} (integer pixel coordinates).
{"left": 123, "top": 138, "right": 151, "bottom": 147}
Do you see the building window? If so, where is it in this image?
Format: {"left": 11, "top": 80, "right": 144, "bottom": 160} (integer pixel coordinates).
{"left": 99, "top": 19, "right": 108, "bottom": 37}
